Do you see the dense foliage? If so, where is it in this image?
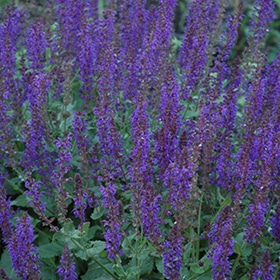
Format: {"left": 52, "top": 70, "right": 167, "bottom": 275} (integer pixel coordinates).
{"left": 0, "top": 0, "right": 280, "bottom": 279}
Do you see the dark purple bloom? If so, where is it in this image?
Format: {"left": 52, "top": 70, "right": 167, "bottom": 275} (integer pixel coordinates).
{"left": 251, "top": 250, "right": 274, "bottom": 280}
{"left": 154, "top": 64, "right": 182, "bottom": 177}
{"left": 77, "top": 12, "right": 96, "bottom": 100}
{"left": 163, "top": 225, "right": 183, "bottom": 280}
{"left": 248, "top": 0, "right": 275, "bottom": 48}
{"left": 8, "top": 212, "right": 41, "bottom": 280}
{"left": 141, "top": 194, "right": 162, "bottom": 248}
{"left": 52, "top": 133, "right": 72, "bottom": 222}
{"left": 178, "top": 0, "right": 220, "bottom": 99}
{"left": 53, "top": 133, "right": 72, "bottom": 182}
{"left": 100, "top": 183, "right": 123, "bottom": 259}
{"left": 208, "top": 206, "right": 234, "bottom": 280}
{"left": 0, "top": 5, "right": 22, "bottom": 162}
{"left": 245, "top": 198, "right": 269, "bottom": 243}
{"left": 118, "top": 0, "right": 148, "bottom": 100}
{"left": 73, "top": 173, "right": 88, "bottom": 227}
{"left": 26, "top": 21, "right": 47, "bottom": 71}
{"left": 55, "top": 0, "right": 84, "bottom": 60}
{"left": 72, "top": 111, "right": 91, "bottom": 173}
{"left": 22, "top": 72, "right": 53, "bottom": 177}
{"left": 58, "top": 243, "right": 77, "bottom": 280}
{"left": 25, "top": 175, "right": 46, "bottom": 215}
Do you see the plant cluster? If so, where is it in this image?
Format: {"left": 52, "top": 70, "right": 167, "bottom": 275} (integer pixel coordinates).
{"left": 0, "top": 0, "right": 280, "bottom": 279}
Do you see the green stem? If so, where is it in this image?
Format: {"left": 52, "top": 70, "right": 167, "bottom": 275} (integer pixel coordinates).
{"left": 230, "top": 253, "right": 241, "bottom": 278}
{"left": 114, "top": 255, "right": 127, "bottom": 279}
{"left": 89, "top": 255, "right": 119, "bottom": 280}
{"left": 71, "top": 238, "right": 119, "bottom": 280}
{"left": 196, "top": 193, "right": 204, "bottom": 261}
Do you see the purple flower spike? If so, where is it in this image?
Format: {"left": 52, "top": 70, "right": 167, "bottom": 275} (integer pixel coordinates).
{"left": 73, "top": 173, "right": 88, "bottom": 227}
{"left": 163, "top": 225, "right": 183, "bottom": 280}
{"left": 100, "top": 183, "right": 123, "bottom": 259}
{"left": 58, "top": 243, "right": 77, "bottom": 280}
{"left": 251, "top": 250, "right": 274, "bottom": 280}
{"left": 8, "top": 212, "right": 41, "bottom": 280}
{"left": 26, "top": 21, "right": 47, "bottom": 71}
{"left": 208, "top": 206, "right": 234, "bottom": 280}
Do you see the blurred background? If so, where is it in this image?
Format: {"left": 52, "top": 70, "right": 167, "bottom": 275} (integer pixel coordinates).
{"left": 0, "top": 0, "right": 279, "bottom": 62}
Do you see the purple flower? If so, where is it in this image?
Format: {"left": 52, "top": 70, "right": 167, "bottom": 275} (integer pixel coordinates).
{"left": 26, "top": 21, "right": 47, "bottom": 71}
{"left": 251, "top": 250, "right": 274, "bottom": 280}
{"left": 163, "top": 225, "right": 183, "bottom": 280}
{"left": 178, "top": 0, "right": 219, "bottom": 99}
{"left": 0, "top": 5, "right": 22, "bottom": 162}
{"left": 100, "top": 183, "right": 123, "bottom": 259}
{"left": 58, "top": 243, "right": 77, "bottom": 280}
{"left": 8, "top": 212, "right": 41, "bottom": 280}
{"left": 72, "top": 111, "right": 91, "bottom": 173}
{"left": 73, "top": 173, "right": 88, "bottom": 227}
{"left": 55, "top": 0, "right": 84, "bottom": 60}
{"left": 154, "top": 64, "right": 182, "bottom": 177}
{"left": 25, "top": 175, "right": 46, "bottom": 216}
{"left": 52, "top": 133, "right": 72, "bottom": 222}
{"left": 141, "top": 194, "right": 162, "bottom": 248}
{"left": 248, "top": 0, "right": 275, "bottom": 48}
{"left": 53, "top": 133, "right": 72, "bottom": 182}
{"left": 77, "top": 14, "right": 96, "bottom": 100}
{"left": 208, "top": 206, "right": 234, "bottom": 280}
{"left": 22, "top": 72, "right": 52, "bottom": 177}
{"left": 163, "top": 149, "right": 193, "bottom": 212}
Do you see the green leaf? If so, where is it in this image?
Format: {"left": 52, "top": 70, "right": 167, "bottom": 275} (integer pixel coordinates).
{"left": 38, "top": 242, "right": 64, "bottom": 258}
{"left": 81, "top": 222, "right": 90, "bottom": 235}
{"left": 234, "top": 233, "right": 252, "bottom": 257}
{"left": 140, "top": 256, "right": 154, "bottom": 275}
{"left": 180, "top": 265, "right": 190, "bottom": 279}
{"left": 234, "top": 242, "right": 243, "bottom": 256}
{"left": 0, "top": 249, "right": 20, "bottom": 280}
{"left": 10, "top": 193, "right": 28, "bottom": 207}
{"left": 137, "top": 248, "right": 150, "bottom": 260}
{"left": 40, "top": 265, "right": 57, "bottom": 280}
{"left": 87, "top": 241, "right": 106, "bottom": 255}
{"left": 155, "top": 259, "right": 164, "bottom": 274}
{"left": 185, "top": 110, "right": 199, "bottom": 118}
{"left": 189, "top": 263, "right": 208, "bottom": 274}
{"left": 81, "top": 261, "right": 106, "bottom": 280}
{"left": 91, "top": 207, "right": 106, "bottom": 220}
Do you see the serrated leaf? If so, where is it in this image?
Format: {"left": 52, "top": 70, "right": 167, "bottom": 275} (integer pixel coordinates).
{"left": 40, "top": 265, "right": 57, "bottom": 280}
{"left": 189, "top": 263, "right": 208, "bottom": 274}
{"left": 137, "top": 248, "right": 150, "bottom": 261}
{"left": 140, "top": 256, "right": 154, "bottom": 275}
{"left": 155, "top": 259, "right": 164, "bottom": 274}
{"left": 180, "top": 265, "right": 190, "bottom": 279}
{"left": 87, "top": 241, "right": 106, "bottom": 256}
{"left": 10, "top": 193, "right": 28, "bottom": 207}
{"left": 81, "top": 261, "right": 105, "bottom": 279}
{"left": 38, "top": 242, "right": 64, "bottom": 258}
{"left": 81, "top": 222, "right": 90, "bottom": 235}
{"left": 90, "top": 207, "right": 105, "bottom": 220}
